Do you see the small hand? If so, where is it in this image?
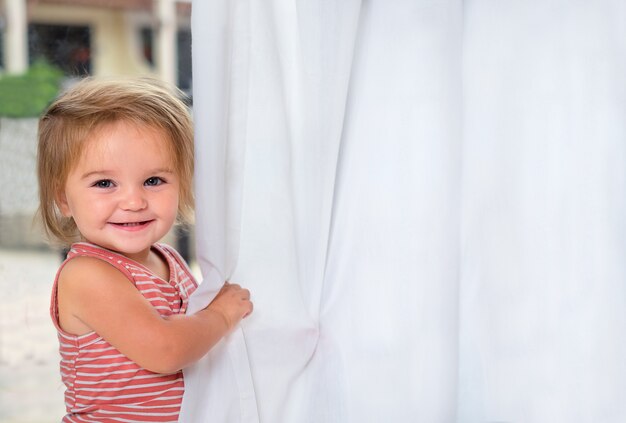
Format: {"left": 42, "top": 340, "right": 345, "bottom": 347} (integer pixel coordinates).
{"left": 207, "top": 282, "right": 253, "bottom": 330}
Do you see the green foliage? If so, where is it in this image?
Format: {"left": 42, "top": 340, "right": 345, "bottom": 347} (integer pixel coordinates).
{"left": 0, "top": 61, "right": 64, "bottom": 118}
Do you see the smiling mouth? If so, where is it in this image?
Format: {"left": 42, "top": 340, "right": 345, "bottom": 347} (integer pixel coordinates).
{"left": 110, "top": 220, "right": 153, "bottom": 229}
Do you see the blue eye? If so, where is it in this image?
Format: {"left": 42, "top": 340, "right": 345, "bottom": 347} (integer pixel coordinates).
{"left": 145, "top": 177, "right": 164, "bottom": 186}
{"left": 93, "top": 179, "right": 113, "bottom": 188}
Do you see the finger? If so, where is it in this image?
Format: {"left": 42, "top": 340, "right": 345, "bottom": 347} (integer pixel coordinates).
{"left": 241, "top": 289, "right": 250, "bottom": 300}
{"left": 243, "top": 301, "right": 253, "bottom": 318}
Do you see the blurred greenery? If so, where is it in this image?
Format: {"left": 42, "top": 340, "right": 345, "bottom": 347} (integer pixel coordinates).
{"left": 0, "top": 60, "right": 63, "bottom": 118}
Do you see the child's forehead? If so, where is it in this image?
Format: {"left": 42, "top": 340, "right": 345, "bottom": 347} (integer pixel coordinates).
{"left": 79, "top": 120, "right": 176, "bottom": 164}
{"left": 90, "top": 118, "right": 168, "bottom": 139}
{"left": 87, "top": 120, "right": 173, "bottom": 148}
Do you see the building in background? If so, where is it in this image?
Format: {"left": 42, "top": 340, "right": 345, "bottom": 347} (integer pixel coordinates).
{"left": 0, "top": 0, "right": 191, "bottom": 90}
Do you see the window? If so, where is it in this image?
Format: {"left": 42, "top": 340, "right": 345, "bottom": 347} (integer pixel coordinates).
{"left": 28, "top": 24, "right": 91, "bottom": 76}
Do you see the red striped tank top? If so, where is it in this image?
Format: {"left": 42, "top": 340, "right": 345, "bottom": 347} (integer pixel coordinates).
{"left": 50, "top": 242, "right": 198, "bottom": 422}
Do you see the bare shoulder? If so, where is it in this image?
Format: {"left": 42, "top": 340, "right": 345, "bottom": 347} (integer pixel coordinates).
{"left": 57, "top": 256, "right": 135, "bottom": 335}
{"left": 59, "top": 255, "right": 129, "bottom": 291}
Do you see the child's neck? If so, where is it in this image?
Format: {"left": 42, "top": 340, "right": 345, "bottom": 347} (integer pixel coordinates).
{"left": 143, "top": 249, "right": 170, "bottom": 281}
{"left": 124, "top": 248, "right": 170, "bottom": 282}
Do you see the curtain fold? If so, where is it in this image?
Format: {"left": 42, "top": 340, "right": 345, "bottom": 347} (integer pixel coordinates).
{"left": 183, "top": 0, "right": 626, "bottom": 421}
{"left": 181, "top": 1, "right": 257, "bottom": 421}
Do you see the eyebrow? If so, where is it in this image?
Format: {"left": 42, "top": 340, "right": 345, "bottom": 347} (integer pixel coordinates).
{"left": 80, "top": 168, "right": 176, "bottom": 180}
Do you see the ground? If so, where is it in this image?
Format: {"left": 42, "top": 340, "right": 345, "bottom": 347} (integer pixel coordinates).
{"left": 0, "top": 248, "right": 67, "bottom": 422}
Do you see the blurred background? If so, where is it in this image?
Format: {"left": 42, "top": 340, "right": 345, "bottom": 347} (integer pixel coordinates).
{"left": 0, "top": 1, "right": 194, "bottom": 421}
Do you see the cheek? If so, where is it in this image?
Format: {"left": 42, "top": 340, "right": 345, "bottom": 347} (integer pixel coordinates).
{"left": 72, "top": 198, "right": 113, "bottom": 226}
{"left": 161, "top": 191, "right": 181, "bottom": 218}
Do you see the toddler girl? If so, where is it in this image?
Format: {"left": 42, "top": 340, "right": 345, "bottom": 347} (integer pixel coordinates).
{"left": 37, "top": 77, "right": 253, "bottom": 422}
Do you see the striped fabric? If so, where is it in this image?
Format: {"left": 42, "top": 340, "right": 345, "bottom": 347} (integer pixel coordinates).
{"left": 50, "top": 242, "right": 198, "bottom": 422}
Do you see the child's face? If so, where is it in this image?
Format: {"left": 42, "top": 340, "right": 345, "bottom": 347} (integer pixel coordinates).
{"left": 57, "top": 120, "right": 180, "bottom": 263}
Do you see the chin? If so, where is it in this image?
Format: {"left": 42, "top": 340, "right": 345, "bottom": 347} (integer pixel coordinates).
{"left": 100, "top": 241, "right": 153, "bottom": 257}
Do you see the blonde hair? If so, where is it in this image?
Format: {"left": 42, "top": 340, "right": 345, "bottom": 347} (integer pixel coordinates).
{"left": 37, "top": 77, "right": 194, "bottom": 246}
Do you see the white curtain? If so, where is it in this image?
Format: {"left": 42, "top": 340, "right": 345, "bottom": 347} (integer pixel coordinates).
{"left": 181, "top": 0, "right": 626, "bottom": 421}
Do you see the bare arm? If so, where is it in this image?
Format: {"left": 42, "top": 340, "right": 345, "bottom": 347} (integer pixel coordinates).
{"left": 57, "top": 256, "right": 252, "bottom": 374}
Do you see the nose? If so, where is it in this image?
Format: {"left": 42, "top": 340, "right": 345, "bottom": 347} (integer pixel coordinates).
{"left": 119, "top": 186, "right": 147, "bottom": 211}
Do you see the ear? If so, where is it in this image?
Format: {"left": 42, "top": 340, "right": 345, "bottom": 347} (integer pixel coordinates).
{"left": 56, "top": 191, "right": 72, "bottom": 217}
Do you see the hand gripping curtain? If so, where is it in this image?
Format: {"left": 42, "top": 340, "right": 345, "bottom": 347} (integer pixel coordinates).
{"left": 182, "top": 0, "right": 626, "bottom": 421}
